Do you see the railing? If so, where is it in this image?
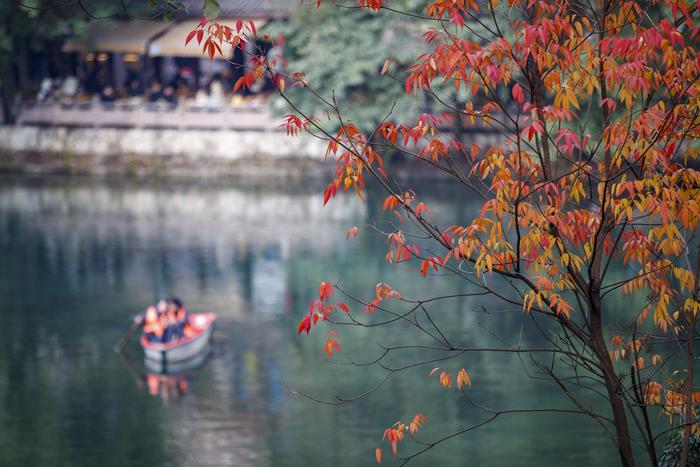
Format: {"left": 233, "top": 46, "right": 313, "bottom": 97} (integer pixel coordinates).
{"left": 16, "top": 101, "right": 279, "bottom": 131}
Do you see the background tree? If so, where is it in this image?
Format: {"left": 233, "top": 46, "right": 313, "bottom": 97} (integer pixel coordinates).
{"left": 264, "top": 1, "right": 428, "bottom": 132}
{"left": 0, "top": 1, "right": 76, "bottom": 122}
{"left": 197, "top": 0, "right": 700, "bottom": 465}
{"left": 2, "top": 0, "right": 190, "bottom": 122}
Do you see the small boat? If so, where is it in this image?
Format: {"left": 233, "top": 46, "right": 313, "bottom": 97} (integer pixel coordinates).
{"left": 140, "top": 313, "right": 216, "bottom": 363}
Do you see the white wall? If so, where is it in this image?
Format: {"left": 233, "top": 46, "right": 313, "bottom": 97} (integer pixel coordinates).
{"left": 0, "top": 125, "right": 326, "bottom": 160}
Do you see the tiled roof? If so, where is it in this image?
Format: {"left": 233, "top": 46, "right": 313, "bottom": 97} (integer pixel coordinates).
{"left": 178, "top": 0, "right": 292, "bottom": 19}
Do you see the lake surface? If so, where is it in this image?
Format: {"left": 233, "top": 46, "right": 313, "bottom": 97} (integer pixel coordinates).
{"left": 0, "top": 174, "right": 618, "bottom": 466}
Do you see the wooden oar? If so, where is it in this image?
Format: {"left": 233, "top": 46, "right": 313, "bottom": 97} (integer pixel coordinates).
{"left": 116, "top": 351, "right": 146, "bottom": 388}
{"left": 114, "top": 319, "right": 142, "bottom": 353}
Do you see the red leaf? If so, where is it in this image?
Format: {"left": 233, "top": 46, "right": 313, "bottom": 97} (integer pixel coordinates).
{"left": 512, "top": 83, "right": 525, "bottom": 104}
{"left": 297, "top": 316, "right": 311, "bottom": 335}
{"left": 325, "top": 337, "right": 341, "bottom": 356}
{"left": 319, "top": 281, "right": 334, "bottom": 301}
{"left": 420, "top": 259, "right": 430, "bottom": 277}
{"left": 185, "top": 30, "right": 197, "bottom": 45}
{"left": 309, "top": 299, "right": 322, "bottom": 314}
{"left": 207, "top": 42, "right": 215, "bottom": 60}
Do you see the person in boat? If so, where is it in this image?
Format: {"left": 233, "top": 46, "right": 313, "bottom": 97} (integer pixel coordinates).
{"left": 135, "top": 297, "right": 187, "bottom": 344}
{"left": 135, "top": 304, "right": 164, "bottom": 343}
{"left": 162, "top": 297, "right": 188, "bottom": 342}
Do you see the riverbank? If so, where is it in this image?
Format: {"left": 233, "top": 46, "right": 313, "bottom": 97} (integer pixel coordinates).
{"left": 0, "top": 123, "right": 507, "bottom": 179}
{"left": 0, "top": 150, "right": 333, "bottom": 179}
{"left": 0, "top": 125, "right": 328, "bottom": 178}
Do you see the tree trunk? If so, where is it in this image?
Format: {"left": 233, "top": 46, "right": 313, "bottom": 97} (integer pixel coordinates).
{"left": 18, "top": 37, "right": 30, "bottom": 99}
{"left": 680, "top": 319, "right": 695, "bottom": 466}
{"left": 680, "top": 249, "right": 700, "bottom": 466}
{"left": 0, "top": 59, "right": 17, "bottom": 124}
{"left": 591, "top": 295, "right": 637, "bottom": 467}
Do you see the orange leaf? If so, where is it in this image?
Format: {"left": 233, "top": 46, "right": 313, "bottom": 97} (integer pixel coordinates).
{"left": 346, "top": 226, "right": 359, "bottom": 239}
{"left": 409, "top": 414, "right": 427, "bottom": 434}
{"left": 457, "top": 368, "right": 472, "bottom": 389}
{"left": 233, "top": 74, "right": 248, "bottom": 93}
{"left": 375, "top": 447, "right": 382, "bottom": 464}
{"left": 324, "top": 337, "right": 341, "bottom": 356}
{"left": 380, "top": 58, "right": 392, "bottom": 75}
{"left": 439, "top": 371, "right": 452, "bottom": 388}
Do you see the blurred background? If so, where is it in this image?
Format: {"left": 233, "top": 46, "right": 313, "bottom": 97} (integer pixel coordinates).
{"left": 0, "top": 0, "right": 504, "bottom": 174}
{"left": 2, "top": 1, "right": 283, "bottom": 120}
{"left": 0, "top": 1, "right": 616, "bottom": 466}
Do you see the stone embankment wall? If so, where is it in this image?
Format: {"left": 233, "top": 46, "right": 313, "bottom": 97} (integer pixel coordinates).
{"left": 0, "top": 125, "right": 328, "bottom": 177}
{"left": 0, "top": 124, "right": 506, "bottom": 177}
{"left": 0, "top": 125, "right": 325, "bottom": 159}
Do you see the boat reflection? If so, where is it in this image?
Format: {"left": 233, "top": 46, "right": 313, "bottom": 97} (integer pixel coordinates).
{"left": 118, "top": 347, "right": 213, "bottom": 401}
{"left": 145, "top": 373, "right": 190, "bottom": 401}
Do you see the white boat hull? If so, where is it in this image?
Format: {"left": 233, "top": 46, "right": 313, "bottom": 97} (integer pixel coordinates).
{"left": 144, "top": 345, "right": 212, "bottom": 374}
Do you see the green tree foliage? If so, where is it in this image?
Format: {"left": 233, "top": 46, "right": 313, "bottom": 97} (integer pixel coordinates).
{"left": 0, "top": 1, "right": 70, "bottom": 121}
{"left": 265, "top": 1, "right": 427, "bottom": 132}
{"left": 0, "top": 0, "right": 185, "bottom": 122}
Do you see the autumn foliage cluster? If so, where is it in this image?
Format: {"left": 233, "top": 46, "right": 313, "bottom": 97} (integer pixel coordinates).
{"left": 195, "top": 0, "right": 700, "bottom": 465}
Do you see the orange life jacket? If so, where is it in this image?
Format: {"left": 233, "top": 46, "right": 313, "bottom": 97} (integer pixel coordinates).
{"left": 143, "top": 306, "right": 164, "bottom": 337}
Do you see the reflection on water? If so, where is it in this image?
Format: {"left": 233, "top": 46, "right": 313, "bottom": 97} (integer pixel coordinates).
{"left": 119, "top": 348, "right": 213, "bottom": 402}
{"left": 0, "top": 175, "right": 616, "bottom": 466}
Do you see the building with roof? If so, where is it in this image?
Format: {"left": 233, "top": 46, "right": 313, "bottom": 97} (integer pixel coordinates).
{"left": 60, "top": 0, "right": 291, "bottom": 97}
{"left": 14, "top": 1, "right": 293, "bottom": 129}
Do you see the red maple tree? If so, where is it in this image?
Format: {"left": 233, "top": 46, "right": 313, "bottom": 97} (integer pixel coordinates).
{"left": 195, "top": 0, "right": 700, "bottom": 465}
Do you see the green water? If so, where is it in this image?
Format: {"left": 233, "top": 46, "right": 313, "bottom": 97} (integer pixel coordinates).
{"left": 0, "top": 175, "right": 618, "bottom": 466}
